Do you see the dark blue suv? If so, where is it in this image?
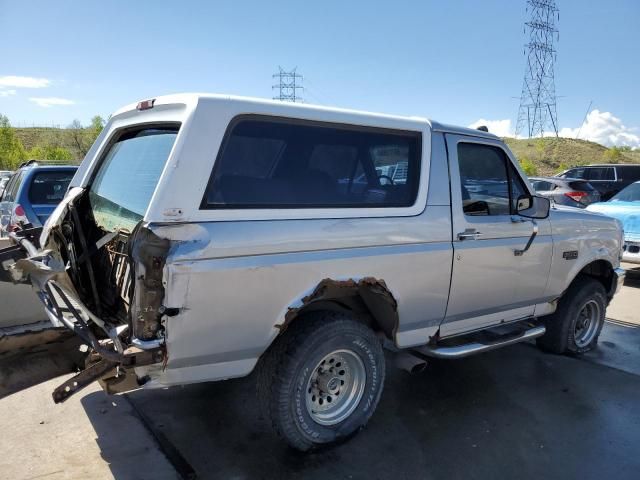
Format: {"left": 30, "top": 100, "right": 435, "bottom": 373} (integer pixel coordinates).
{"left": 0, "top": 162, "right": 77, "bottom": 236}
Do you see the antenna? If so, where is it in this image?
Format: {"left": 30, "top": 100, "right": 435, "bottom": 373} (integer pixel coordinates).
{"left": 272, "top": 67, "right": 303, "bottom": 102}
{"left": 515, "top": 0, "right": 560, "bottom": 138}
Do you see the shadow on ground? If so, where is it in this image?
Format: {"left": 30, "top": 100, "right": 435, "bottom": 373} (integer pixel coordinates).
{"left": 79, "top": 391, "right": 181, "bottom": 480}
{"left": 77, "top": 340, "right": 640, "bottom": 480}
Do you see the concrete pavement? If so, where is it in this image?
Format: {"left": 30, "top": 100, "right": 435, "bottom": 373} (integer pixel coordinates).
{"left": 0, "top": 378, "right": 179, "bottom": 480}
{"left": 125, "top": 337, "right": 640, "bottom": 480}
{"left": 606, "top": 263, "right": 640, "bottom": 326}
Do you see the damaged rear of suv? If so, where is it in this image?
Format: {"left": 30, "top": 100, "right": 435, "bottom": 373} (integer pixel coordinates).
{"left": 2, "top": 107, "right": 184, "bottom": 401}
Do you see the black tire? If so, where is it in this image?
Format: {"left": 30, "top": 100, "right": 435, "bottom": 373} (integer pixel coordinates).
{"left": 257, "top": 311, "right": 385, "bottom": 451}
{"left": 536, "top": 275, "right": 607, "bottom": 354}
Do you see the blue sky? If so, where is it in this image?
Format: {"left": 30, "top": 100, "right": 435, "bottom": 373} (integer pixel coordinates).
{"left": 1, "top": 0, "right": 638, "bottom": 146}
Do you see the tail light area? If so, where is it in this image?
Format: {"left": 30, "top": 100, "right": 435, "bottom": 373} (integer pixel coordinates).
{"left": 8, "top": 204, "right": 28, "bottom": 232}
{"left": 564, "top": 191, "right": 588, "bottom": 203}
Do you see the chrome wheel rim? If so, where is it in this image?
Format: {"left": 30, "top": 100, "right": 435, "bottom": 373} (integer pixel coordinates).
{"left": 305, "top": 349, "right": 366, "bottom": 426}
{"left": 574, "top": 299, "right": 601, "bottom": 348}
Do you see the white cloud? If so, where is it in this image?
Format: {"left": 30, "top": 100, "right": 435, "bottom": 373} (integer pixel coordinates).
{"left": 0, "top": 75, "right": 50, "bottom": 89}
{"left": 0, "top": 89, "right": 17, "bottom": 97}
{"left": 558, "top": 110, "right": 640, "bottom": 148}
{"left": 468, "top": 118, "right": 514, "bottom": 137}
{"left": 28, "top": 97, "right": 75, "bottom": 108}
{"left": 468, "top": 110, "right": 639, "bottom": 148}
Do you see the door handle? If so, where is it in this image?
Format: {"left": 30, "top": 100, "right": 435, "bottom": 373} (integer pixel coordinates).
{"left": 514, "top": 220, "right": 538, "bottom": 256}
{"left": 457, "top": 229, "right": 483, "bottom": 241}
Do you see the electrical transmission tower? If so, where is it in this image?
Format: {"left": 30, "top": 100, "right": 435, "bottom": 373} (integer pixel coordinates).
{"left": 272, "top": 67, "right": 303, "bottom": 102}
{"left": 516, "top": 0, "right": 559, "bottom": 138}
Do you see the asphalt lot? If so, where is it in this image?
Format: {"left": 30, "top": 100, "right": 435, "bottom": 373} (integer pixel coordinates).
{"left": 0, "top": 267, "right": 639, "bottom": 479}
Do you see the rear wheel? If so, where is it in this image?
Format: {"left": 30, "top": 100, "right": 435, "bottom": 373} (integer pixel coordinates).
{"left": 537, "top": 276, "right": 607, "bottom": 354}
{"left": 257, "top": 312, "right": 385, "bottom": 451}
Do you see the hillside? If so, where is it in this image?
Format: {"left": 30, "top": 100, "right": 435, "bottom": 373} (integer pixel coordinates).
{"left": 503, "top": 137, "right": 640, "bottom": 176}
{"left": 14, "top": 127, "right": 64, "bottom": 152}
{"left": 13, "top": 127, "right": 84, "bottom": 163}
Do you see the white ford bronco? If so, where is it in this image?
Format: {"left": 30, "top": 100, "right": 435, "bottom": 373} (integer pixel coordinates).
{"left": 0, "top": 95, "right": 625, "bottom": 450}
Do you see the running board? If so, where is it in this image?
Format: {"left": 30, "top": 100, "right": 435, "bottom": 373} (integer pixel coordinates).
{"left": 414, "top": 325, "right": 546, "bottom": 359}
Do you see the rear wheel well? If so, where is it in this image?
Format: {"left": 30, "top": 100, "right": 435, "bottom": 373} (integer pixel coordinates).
{"left": 278, "top": 278, "right": 399, "bottom": 340}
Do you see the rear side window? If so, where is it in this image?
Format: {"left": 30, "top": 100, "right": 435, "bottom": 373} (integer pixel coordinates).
{"left": 568, "top": 181, "right": 595, "bottom": 191}
{"left": 202, "top": 116, "right": 421, "bottom": 209}
{"left": 89, "top": 126, "right": 179, "bottom": 231}
{"left": 2, "top": 172, "right": 23, "bottom": 202}
{"left": 532, "top": 180, "right": 554, "bottom": 191}
{"left": 28, "top": 171, "right": 75, "bottom": 205}
{"left": 560, "top": 168, "right": 584, "bottom": 179}
{"left": 585, "top": 167, "right": 615, "bottom": 181}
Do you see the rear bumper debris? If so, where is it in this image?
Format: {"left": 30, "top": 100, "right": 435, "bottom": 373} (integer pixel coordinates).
{"left": 0, "top": 230, "right": 165, "bottom": 402}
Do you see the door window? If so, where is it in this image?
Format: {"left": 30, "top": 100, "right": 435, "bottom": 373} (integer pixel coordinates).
{"left": 616, "top": 166, "right": 640, "bottom": 182}
{"left": 457, "top": 143, "right": 527, "bottom": 216}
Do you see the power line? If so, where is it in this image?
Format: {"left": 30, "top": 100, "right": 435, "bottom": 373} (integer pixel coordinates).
{"left": 272, "top": 66, "right": 303, "bottom": 102}
{"left": 575, "top": 100, "right": 593, "bottom": 140}
{"left": 515, "top": 0, "right": 560, "bottom": 138}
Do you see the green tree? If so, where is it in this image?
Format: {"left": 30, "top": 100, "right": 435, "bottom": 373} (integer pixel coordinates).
{"left": 603, "top": 146, "right": 623, "bottom": 162}
{"left": 67, "top": 116, "right": 105, "bottom": 158}
{"left": 28, "top": 145, "right": 73, "bottom": 162}
{"left": 0, "top": 114, "right": 27, "bottom": 169}
{"left": 89, "top": 115, "right": 105, "bottom": 141}
{"left": 519, "top": 156, "right": 538, "bottom": 176}
{"left": 534, "top": 138, "right": 546, "bottom": 158}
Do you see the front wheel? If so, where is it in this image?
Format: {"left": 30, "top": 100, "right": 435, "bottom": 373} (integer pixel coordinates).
{"left": 537, "top": 276, "right": 607, "bottom": 354}
{"left": 257, "top": 312, "right": 385, "bottom": 451}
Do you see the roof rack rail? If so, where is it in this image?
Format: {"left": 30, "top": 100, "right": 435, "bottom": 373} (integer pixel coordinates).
{"left": 16, "top": 159, "right": 77, "bottom": 168}
{"left": 17, "top": 159, "right": 39, "bottom": 168}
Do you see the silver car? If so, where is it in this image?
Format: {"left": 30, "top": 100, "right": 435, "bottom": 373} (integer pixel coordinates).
{"left": 530, "top": 176, "right": 600, "bottom": 208}
{"left": 0, "top": 94, "right": 625, "bottom": 451}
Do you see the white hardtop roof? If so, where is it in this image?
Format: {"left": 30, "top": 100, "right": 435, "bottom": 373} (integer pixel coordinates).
{"left": 112, "top": 93, "right": 499, "bottom": 139}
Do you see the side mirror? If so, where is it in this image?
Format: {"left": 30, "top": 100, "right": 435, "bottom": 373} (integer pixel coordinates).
{"left": 517, "top": 194, "right": 550, "bottom": 219}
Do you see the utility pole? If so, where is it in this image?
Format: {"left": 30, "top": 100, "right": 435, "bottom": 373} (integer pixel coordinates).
{"left": 516, "top": 0, "right": 560, "bottom": 138}
{"left": 272, "top": 67, "right": 303, "bottom": 102}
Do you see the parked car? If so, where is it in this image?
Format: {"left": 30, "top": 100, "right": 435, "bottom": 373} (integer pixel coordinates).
{"left": 529, "top": 176, "right": 600, "bottom": 208}
{"left": 0, "top": 163, "right": 77, "bottom": 236}
{"left": 0, "top": 95, "right": 625, "bottom": 451}
{"left": 0, "top": 176, "right": 10, "bottom": 199}
{"left": 587, "top": 181, "right": 640, "bottom": 264}
{"left": 0, "top": 170, "right": 12, "bottom": 195}
{"left": 556, "top": 164, "right": 640, "bottom": 201}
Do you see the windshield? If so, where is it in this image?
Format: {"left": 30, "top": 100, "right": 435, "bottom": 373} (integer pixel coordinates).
{"left": 610, "top": 182, "right": 640, "bottom": 202}
{"left": 89, "top": 126, "right": 179, "bottom": 231}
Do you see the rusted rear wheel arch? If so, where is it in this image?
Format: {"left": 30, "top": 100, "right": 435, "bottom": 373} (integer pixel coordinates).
{"left": 277, "top": 277, "right": 400, "bottom": 340}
